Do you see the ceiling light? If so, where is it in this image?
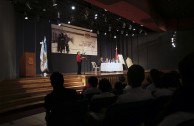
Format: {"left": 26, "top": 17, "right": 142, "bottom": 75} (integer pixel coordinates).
{"left": 104, "top": 9, "right": 107, "bottom": 11}
{"left": 104, "top": 32, "right": 107, "bottom": 35}
{"left": 95, "top": 14, "right": 98, "bottom": 17}
{"left": 114, "top": 36, "right": 117, "bottom": 38}
{"left": 129, "top": 25, "right": 132, "bottom": 30}
{"left": 139, "top": 30, "right": 143, "bottom": 33}
{"left": 71, "top": 6, "right": 75, "bottom": 10}
{"left": 121, "top": 30, "right": 124, "bottom": 34}
{"left": 126, "top": 33, "right": 128, "bottom": 36}
{"left": 24, "top": 12, "right": 28, "bottom": 20}
{"left": 122, "top": 22, "right": 126, "bottom": 28}
{"left": 42, "top": 8, "right": 46, "bottom": 12}
{"left": 94, "top": 16, "right": 97, "bottom": 19}
{"left": 108, "top": 25, "right": 111, "bottom": 31}
{"left": 68, "top": 21, "right": 70, "bottom": 24}
{"left": 90, "top": 29, "right": 93, "bottom": 32}
{"left": 132, "top": 34, "right": 134, "bottom": 36}
{"left": 26, "top": 2, "right": 32, "bottom": 10}
{"left": 57, "top": 12, "right": 60, "bottom": 18}
{"left": 52, "top": 0, "right": 57, "bottom": 6}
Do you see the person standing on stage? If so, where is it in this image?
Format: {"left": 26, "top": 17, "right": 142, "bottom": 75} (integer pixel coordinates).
{"left": 76, "top": 51, "right": 85, "bottom": 75}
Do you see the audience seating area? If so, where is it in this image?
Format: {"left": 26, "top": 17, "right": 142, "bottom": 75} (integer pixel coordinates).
{"left": 0, "top": 75, "right": 85, "bottom": 123}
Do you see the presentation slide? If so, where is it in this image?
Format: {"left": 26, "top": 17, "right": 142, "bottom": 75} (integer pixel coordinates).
{"left": 51, "top": 23, "right": 97, "bottom": 55}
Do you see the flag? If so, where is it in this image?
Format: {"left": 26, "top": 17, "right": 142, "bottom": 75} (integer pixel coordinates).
{"left": 40, "top": 36, "right": 48, "bottom": 72}
{"left": 115, "top": 46, "right": 118, "bottom": 60}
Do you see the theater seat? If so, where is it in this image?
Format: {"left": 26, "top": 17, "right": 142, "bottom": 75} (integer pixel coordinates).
{"left": 103, "top": 99, "right": 154, "bottom": 126}
{"left": 45, "top": 99, "right": 89, "bottom": 126}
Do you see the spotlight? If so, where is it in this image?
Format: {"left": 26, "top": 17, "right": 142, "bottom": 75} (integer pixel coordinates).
{"left": 139, "top": 30, "right": 143, "bottom": 34}
{"left": 104, "top": 32, "right": 107, "bottom": 35}
{"left": 42, "top": 8, "right": 46, "bottom": 12}
{"left": 26, "top": 2, "right": 32, "bottom": 10}
{"left": 104, "top": 17, "right": 107, "bottom": 22}
{"left": 129, "top": 25, "right": 132, "bottom": 30}
{"left": 114, "top": 36, "right": 117, "bottom": 38}
{"left": 52, "top": 0, "right": 57, "bottom": 6}
{"left": 121, "top": 30, "right": 124, "bottom": 34}
{"left": 24, "top": 12, "right": 28, "bottom": 20}
{"left": 68, "top": 21, "right": 70, "bottom": 24}
{"left": 71, "top": 6, "right": 75, "bottom": 10}
{"left": 57, "top": 12, "right": 60, "bottom": 19}
{"left": 108, "top": 25, "right": 111, "bottom": 32}
{"left": 122, "top": 22, "right": 126, "bottom": 28}
{"left": 90, "top": 29, "right": 93, "bottom": 32}
{"left": 97, "top": 30, "right": 99, "bottom": 35}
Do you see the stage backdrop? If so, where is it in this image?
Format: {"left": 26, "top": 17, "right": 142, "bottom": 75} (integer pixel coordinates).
{"left": 51, "top": 23, "right": 97, "bottom": 55}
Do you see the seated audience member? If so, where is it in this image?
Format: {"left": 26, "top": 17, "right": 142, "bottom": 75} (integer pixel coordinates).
{"left": 112, "top": 75, "right": 127, "bottom": 95}
{"left": 44, "top": 72, "right": 82, "bottom": 126}
{"left": 146, "top": 68, "right": 163, "bottom": 93}
{"left": 116, "top": 64, "right": 154, "bottom": 104}
{"left": 156, "top": 52, "right": 194, "bottom": 126}
{"left": 82, "top": 76, "right": 100, "bottom": 101}
{"left": 92, "top": 78, "right": 115, "bottom": 100}
{"left": 90, "top": 78, "right": 116, "bottom": 111}
{"left": 118, "top": 75, "right": 127, "bottom": 88}
{"left": 112, "top": 81, "right": 125, "bottom": 96}
{"left": 104, "top": 65, "right": 154, "bottom": 126}
{"left": 152, "top": 71, "right": 180, "bottom": 98}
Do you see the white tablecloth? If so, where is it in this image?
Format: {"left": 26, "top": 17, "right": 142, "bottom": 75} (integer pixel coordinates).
{"left": 100, "top": 63, "right": 123, "bottom": 72}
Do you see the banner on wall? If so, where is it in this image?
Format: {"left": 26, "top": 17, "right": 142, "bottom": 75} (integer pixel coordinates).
{"left": 40, "top": 36, "right": 48, "bottom": 72}
{"left": 51, "top": 23, "right": 97, "bottom": 55}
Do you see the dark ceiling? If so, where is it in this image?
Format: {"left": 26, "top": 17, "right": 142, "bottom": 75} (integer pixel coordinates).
{"left": 86, "top": 0, "right": 194, "bottom": 32}
{"left": 9, "top": 0, "right": 194, "bottom": 35}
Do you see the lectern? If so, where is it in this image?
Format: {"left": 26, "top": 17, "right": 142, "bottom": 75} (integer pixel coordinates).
{"left": 20, "top": 52, "right": 36, "bottom": 77}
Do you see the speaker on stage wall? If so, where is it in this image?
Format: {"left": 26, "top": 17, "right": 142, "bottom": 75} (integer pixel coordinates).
{"left": 20, "top": 52, "right": 36, "bottom": 77}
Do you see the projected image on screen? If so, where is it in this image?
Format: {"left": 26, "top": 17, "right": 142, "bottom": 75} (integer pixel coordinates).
{"left": 51, "top": 23, "right": 97, "bottom": 55}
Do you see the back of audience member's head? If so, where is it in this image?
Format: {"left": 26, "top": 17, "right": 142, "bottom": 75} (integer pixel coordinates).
{"left": 150, "top": 68, "right": 162, "bottom": 85}
{"left": 50, "top": 72, "right": 64, "bottom": 89}
{"left": 178, "top": 52, "right": 194, "bottom": 86}
{"left": 127, "top": 64, "right": 145, "bottom": 88}
{"left": 88, "top": 76, "right": 98, "bottom": 87}
{"left": 114, "top": 81, "right": 124, "bottom": 90}
{"left": 118, "top": 75, "right": 126, "bottom": 83}
{"left": 159, "top": 72, "right": 179, "bottom": 89}
{"left": 98, "top": 78, "right": 112, "bottom": 92}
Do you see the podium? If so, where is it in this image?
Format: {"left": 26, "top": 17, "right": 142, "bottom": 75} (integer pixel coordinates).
{"left": 20, "top": 52, "right": 36, "bottom": 77}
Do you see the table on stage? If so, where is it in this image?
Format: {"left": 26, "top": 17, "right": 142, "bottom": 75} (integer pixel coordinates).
{"left": 100, "top": 63, "right": 123, "bottom": 72}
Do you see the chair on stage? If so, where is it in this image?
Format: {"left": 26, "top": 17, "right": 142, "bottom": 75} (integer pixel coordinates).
{"left": 91, "top": 62, "right": 100, "bottom": 72}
